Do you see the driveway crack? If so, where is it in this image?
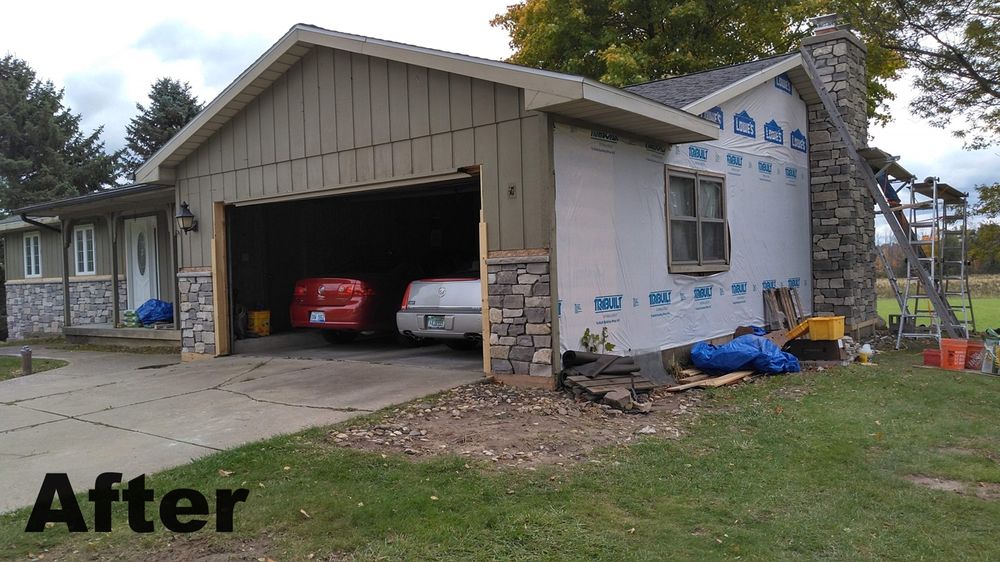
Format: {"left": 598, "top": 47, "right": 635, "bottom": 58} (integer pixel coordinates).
{"left": 216, "top": 388, "right": 372, "bottom": 413}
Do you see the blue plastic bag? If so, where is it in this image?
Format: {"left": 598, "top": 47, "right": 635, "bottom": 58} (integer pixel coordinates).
{"left": 690, "top": 334, "right": 800, "bottom": 374}
{"left": 135, "top": 299, "right": 174, "bottom": 325}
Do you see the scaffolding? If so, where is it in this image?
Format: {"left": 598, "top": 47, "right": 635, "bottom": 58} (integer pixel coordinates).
{"left": 860, "top": 148, "right": 975, "bottom": 348}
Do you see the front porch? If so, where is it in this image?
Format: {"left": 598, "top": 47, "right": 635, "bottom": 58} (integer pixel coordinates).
{"left": 63, "top": 324, "right": 181, "bottom": 348}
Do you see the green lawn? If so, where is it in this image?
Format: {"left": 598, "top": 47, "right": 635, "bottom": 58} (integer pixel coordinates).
{"left": 2, "top": 351, "right": 998, "bottom": 561}
{"left": 0, "top": 356, "right": 67, "bottom": 381}
{"left": 878, "top": 297, "right": 1000, "bottom": 333}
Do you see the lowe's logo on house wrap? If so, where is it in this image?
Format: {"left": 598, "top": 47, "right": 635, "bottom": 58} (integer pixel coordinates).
{"left": 774, "top": 73, "right": 792, "bottom": 94}
{"left": 688, "top": 145, "right": 709, "bottom": 161}
{"left": 764, "top": 120, "right": 784, "bottom": 145}
{"left": 590, "top": 130, "right": 618, "bottom": 143}
{"left": 758, "top": 160, "right": 773, "bottom": 174}
{"left": 594, "top": 294, "right": 623, "bottom": 313}
{"left": 791, "top": 129, "right": 808, "bottom": 153}
{"left": 649, "top": 290, "right": 672, "bottom": 307}
{"left": 733, "top": 111, "right": 756, "bottom": 138}
{"left": 726, "top": 153, "right": 744, "bottom": 168}
{"left": 693, "top": 286, "right": 713, "bottom": 302}
{"left": 702, "top": 106, "right": 724, "bottom": 130}
{"left": 731, "top": 282, "right": 748, "bottom": 296}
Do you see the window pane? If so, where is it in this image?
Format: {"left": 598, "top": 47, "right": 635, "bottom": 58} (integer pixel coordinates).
{"left": 671, "top": 220, "right": 698, "bottom": 262}
{"left": 702, "top": 222, "right": 726, "bottom": 261}
{"left": 699, "top": 179, "right": 723, "bottom": 219}
{"left": 669, "top": 176, "right": 696, "bottom": 217}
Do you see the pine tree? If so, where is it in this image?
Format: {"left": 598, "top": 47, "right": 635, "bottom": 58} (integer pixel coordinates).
{"left": 0, "top": 55, "right": 119, "bottom": 213}
{"left": 122, "top": 78, "right": 203, "bottom": 180}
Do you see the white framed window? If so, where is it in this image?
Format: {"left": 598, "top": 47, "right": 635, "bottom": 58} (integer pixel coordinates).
{"left": 666, "top": 167, "right": 730, "bottom": 274}
{"left": 23, "top": 232, "right": 41, "bottom": 278}
{"left": 74, "top": 224, "right": 96, "bottom": 275}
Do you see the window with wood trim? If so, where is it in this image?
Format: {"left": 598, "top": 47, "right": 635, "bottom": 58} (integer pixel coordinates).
{"left": 666, "top": 168, "right": 729, "bottom": 273}
{"left": 23, "top": 232, "right": 41, "bottom": 278}
{"left": 74, "top": 224, "right": 96, "bottom": 275}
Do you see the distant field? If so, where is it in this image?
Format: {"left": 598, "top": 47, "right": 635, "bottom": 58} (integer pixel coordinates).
{"left": 877, "top": 274, "right": 1000, "bottom": 299}
{"left": 878, "top": 297, "right": 1000, "bottom": 333}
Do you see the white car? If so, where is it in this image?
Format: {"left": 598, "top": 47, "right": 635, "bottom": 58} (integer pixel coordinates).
{"left": 396, "top": 277, "right": 482, "bottom": 349}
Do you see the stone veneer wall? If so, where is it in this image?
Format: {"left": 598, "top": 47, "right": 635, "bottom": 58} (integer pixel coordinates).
{"left": 4, "top": 279, "right": 127, "bottom": 340}
{"left": 178, "top": 270, "right": 215, "bottom": 355}
{"left": 486, "top": 256, "right": 553, "bottom": 377}
{"left": 802, "top": 29, "right": 877, "bottom": 329}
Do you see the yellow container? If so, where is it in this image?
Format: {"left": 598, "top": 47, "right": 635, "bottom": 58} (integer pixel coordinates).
{"left": 808, "top": 316, "right": 845, "bottom": 341}
{"left": 248, "top": 310, "right": 271, "bottom": 337}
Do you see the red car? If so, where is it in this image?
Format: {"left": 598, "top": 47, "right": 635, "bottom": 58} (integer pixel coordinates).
{"left": 290, "top": 276, "right": 401, "bottom": 342}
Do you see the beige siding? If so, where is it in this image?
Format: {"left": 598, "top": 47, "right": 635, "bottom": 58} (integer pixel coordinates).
{"left": 174, "top": 46, "right": 553, "bottom": 267}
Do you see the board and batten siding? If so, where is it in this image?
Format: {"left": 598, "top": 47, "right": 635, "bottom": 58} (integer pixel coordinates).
{"left": 4, "top": 220, "right": 116, "bottom": 281}
{"left": 173, "top": 46, "right": 553, "bottom": 268}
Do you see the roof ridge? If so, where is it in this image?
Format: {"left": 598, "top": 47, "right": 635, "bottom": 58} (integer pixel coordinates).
{"left": 624, "top": 52, "right": 797, "bottom": 89}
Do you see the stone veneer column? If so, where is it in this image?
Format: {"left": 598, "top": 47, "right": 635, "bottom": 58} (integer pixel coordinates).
{"left": 801, "top": 27, "right": 877, "bottom": 329}
{"left": 177, "top": 270, "right": 216, "bottom": 356}
{"left": 486, "top": 255, "right": 553, "bottom": 377}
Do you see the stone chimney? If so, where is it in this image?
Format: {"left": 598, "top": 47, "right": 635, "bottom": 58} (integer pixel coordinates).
{"left": 801, "top": 15, "right": 877, "bottom": 333}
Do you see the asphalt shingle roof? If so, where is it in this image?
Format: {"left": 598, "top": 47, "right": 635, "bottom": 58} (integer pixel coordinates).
{"left": 624, "top": 53, "right": 798, "bottom": 109}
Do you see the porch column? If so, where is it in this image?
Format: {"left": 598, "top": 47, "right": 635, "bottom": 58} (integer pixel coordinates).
{"left": 106, "top": 213, "right": 120, "bottom": 327}
{"left": 61, "top": 219, "right": 72, "bottom": 328}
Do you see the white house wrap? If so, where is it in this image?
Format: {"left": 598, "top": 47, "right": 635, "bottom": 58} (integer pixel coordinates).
{"left": 555, "top": 78, "right": 813, "bottom": 354}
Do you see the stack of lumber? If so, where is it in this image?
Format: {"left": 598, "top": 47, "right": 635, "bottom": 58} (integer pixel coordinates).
{"left": 763, "top": 287, "right": 806, "bottom": 331}
{"left": 561, "top": 351, "right": 655, "bottom": 397}
{"left": 665, "top": 367, "right": 754, "bottom": 392}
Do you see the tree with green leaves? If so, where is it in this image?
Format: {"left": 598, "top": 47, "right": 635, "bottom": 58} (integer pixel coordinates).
{"left": 491, "top": 0, "right": 906, "bottom": 124}
{"left": 0, "top": 55, "right": 119, "bottom": 213}
{"left": 122, "top": 78, "right": 202, "bottom": 180}
{"left": 968, "top": 223, "right": 1000, "bottom": 274}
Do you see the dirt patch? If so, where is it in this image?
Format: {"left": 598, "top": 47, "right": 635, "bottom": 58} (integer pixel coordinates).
{"left": 326, "top": 381, "right": 703, "bottom": 467}
{"left": 905, "top": 475, "right": 1000, "bottom": 500}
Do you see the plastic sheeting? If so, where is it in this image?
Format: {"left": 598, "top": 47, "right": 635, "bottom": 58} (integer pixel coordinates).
{"left": 136, "top": 299, "right": 174, "bottom": 325}
{"left": 554, "top": 77, "right": 812, "bottom": 354}
{"left": 691, "top": 334, "right": 801, "bottom": 374}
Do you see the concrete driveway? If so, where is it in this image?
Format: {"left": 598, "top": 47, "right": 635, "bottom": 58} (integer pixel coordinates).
{"left": 0, "top": 347, "right": 481, "bottom": 513}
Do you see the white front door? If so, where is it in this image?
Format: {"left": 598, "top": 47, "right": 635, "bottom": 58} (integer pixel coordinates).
{"left": 125, "top": 216, "right": 159, "bottom": 310}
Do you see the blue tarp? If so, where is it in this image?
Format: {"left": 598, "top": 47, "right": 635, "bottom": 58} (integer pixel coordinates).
{"left": 135, "top": 299, "right": 174, "bottom": 325}
{"left": 691, "top": 334, "right": 800, "bottom": 374}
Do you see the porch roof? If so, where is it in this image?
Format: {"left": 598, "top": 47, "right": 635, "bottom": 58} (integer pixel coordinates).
{"left": 13, "top": 183, "right": 174, "bottom": 218}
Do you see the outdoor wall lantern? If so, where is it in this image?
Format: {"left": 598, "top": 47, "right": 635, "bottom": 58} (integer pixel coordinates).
{"left": 175, "top": 202, "right": 198, "bottom": 233}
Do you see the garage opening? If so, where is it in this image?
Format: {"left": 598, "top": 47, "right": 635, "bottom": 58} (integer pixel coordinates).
{"left": 227, "top": 178, "right": 484, "bottom": 372}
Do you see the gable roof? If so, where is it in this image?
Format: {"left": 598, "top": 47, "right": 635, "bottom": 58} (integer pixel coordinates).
{"left": 625, "top": 53, "right": 799, "bottom": 109}
{"left": 135, "top": 24, "right": 719, "bottom": 184}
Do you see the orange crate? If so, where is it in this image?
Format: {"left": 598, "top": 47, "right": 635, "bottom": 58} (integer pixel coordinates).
{"left": 922, "top": 348, "right": 941, "bottom": 367}
{"left": 966, "top": 340, "right": 985, "bottom": 370}
{"left": 940, "top": 338, "right": 969, "bottom": 371}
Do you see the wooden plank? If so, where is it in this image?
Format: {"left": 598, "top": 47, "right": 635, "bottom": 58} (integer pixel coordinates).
{"left": 407, "top": 65, "right": 430, "bottom": 138}
{"left": 479, "top": 213, "right": 490, "bottom": 374}
{"left": 351, "top": 53, "right": 372, "bottom": 147}
{"left": 388, "top": 60, "right": 410, "bottom": 141}
{"left": 287, "top": 58, "right": 306, "bottom": 160}
{"left": 666, "top": 371, "right": 752, "bottom": 392}
{"left": 302, "top": 48, "right": 322, "bottom": 157}
{"left": 369, "top": 57, "right": 390, "bottom": 145}
{"left": 579, "top": 382, "right": 656, "bottom": 394}
{"left": 677, "top": 374, "right": 711, "bottom": 384}
{"left": 567, "top": 374, "right": 648, "bottom": 386}
{"left": 211, "top": 201, "right": 231, "bottom": 356}
{"left": 791, "top": 288, "right": 805, "bottom": 322}
{"left": 273, "top": 74, "right": 290, "bottom": 162}
{"left": 334, "top": 50, "right": 355, "bottom": 151}
{"left": 428, "top": 69, "right": 451, "bottom": 134}
{"left": 317, "top": 47, "right": 338, "bottom": 154}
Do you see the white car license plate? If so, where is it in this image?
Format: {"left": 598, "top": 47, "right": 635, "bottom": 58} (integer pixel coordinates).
{"left": 426, "top": 315, "right": 445, "bottom": 329}
{"left": 309, "top": 311, "right": 326, "bottom": 323}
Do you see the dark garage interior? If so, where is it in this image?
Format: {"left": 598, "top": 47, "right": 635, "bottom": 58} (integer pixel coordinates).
{"left": 227, "top": 179, "right": 481, "bottom": 350}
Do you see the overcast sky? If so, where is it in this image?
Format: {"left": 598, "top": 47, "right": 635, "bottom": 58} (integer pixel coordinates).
{"left": 3, "top": 0, "right": 996, "bottom": 207}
